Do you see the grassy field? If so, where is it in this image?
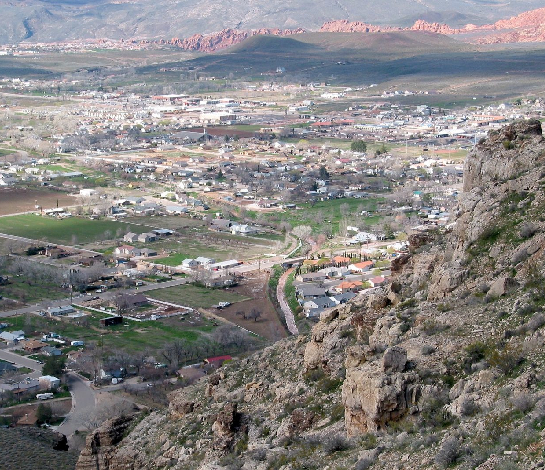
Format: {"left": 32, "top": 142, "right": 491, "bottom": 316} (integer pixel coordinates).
{"left": 0, "top": 277, "right": 67, "bottom": 306}
{"left": 146, "top": 284, "right": 250, "bottom": 309}
{"left": 0, "top": 214, "right": 150, "bottom": 244}
{"left": 2, "top": 309, "right": 217, "bottom": 353}
{"left": 254, "top": 197, "right": 383, "bottom": 235}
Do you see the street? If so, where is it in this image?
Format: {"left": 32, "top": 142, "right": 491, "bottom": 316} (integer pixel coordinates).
{"left": 55, "top": 372, "right": 96, "bottom": 442}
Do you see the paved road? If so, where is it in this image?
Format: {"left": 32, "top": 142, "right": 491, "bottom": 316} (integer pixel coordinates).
{"left": 0, "top": 349, "right": 43, "bottom": 377}
{"left": 55, "top": 372, "right": 96, "bottom": 442}
{"left": 277, "top": 267, "right": 299, "bottom": 335}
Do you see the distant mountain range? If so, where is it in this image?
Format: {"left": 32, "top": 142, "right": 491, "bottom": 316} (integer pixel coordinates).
{"left": 0, "top": 0, "right": 544, "bottom": 44}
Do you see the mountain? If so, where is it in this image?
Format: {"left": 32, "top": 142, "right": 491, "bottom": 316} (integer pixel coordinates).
{"left": 0, "top": 0, "right": 544, "bottom": 44}
{"left": 75, "top": 120, "right": 545, "bottom": 469}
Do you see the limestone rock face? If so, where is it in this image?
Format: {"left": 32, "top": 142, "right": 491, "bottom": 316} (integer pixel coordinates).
{"left": 75, "top": 415, "right": 137, "bottom": 470}
{"left": 342, "top": 363, "right": 419, "bottom": 436}
{"left": 212, "top": 402, "right": 239, "bottom": 451}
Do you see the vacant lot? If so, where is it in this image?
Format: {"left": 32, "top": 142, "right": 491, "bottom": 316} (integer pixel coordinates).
{"left": 0, "top": 214, "right": 149, "bottom": 245}
{"left": 0, "top": 188, "right": 76, "bottom": 216}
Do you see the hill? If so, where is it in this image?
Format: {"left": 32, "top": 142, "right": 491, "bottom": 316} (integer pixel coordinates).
{"left": 74, "top": 119, "right": 545, "bottom": 469}
{"left": 0, "top": 0, "right": 543, "bottom": 44}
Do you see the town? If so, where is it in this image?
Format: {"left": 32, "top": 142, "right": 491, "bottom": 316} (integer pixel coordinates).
{"left": 0, "top": 58, "right": 541, "bottom": 452}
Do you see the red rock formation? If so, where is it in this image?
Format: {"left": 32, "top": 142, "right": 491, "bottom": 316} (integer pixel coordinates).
{"left": 165, "top": 27, "right": 305, "bottom": 52}
{"left": 410, "top": 20, "right": 459, "bottom": 34}
{"left": 320, "top": 20, "right": 397, "bottom": 33}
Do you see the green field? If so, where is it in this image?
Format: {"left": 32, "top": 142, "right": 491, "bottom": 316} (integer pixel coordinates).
{"left": 146, "top": 284, "right": 250, "bottom": 309}
{"left": 2, "top": 310, "right": 216, "bottom": 353}
{"left": 0, "top": 214, "right": 150, "bottom": 244}
{"left": 254, "top": 197, "right": 383, "bottom": 235}
{"left": 0, "top": 277, "right": 67, "bottom": 306}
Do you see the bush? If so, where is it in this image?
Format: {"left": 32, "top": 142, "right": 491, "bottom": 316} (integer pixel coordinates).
{"left": 322, "top": 433, "right": 350, "bottom": 454}
{"left": 434, "top": 437, "right": 460, "bottom": 468}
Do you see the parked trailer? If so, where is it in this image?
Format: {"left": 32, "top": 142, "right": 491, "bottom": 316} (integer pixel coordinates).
{"left": 36, "top": 393, "right": 54, "bottom": 400}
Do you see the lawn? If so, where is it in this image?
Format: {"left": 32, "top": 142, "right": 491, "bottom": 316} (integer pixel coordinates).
{"left": 145, "top": 284, "right": 250, "bottom": 309}
{"left": 0, "top": 214, "right": 151, "bottom": 244}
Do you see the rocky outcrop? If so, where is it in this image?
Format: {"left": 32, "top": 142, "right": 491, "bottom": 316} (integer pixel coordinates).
{"left": 75, "top": 414, "right": 137, "bottom": 470}
{"left": 163, "top": 27, "right": 305, "bottom": 52}
{"left": 342, "top": 346, "right": 420, "bottom": 436}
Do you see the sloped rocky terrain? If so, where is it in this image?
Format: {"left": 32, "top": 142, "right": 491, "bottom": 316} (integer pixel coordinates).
{"left": 76, "top": 120, "right": 545, "bottom": 469}
{"left": 0, "top": 0, "right": 542, "bottom": 44}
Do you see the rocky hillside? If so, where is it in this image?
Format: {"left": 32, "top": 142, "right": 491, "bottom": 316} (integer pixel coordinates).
{"left": 76, "top": 120, "right": 545, "bottom": 469}
{"left": 0, "top": 0, "right": 542, "bottom": 44}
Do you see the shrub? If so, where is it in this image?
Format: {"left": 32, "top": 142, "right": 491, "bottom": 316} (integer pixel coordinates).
{"left": 434, "top": 437, "right": 460, "bottom": 468}
{"left": 502, "top": 139, "right": 515, "bottom": 150}
{"left": 322, "top": 433, "right": 350, "bottom": 454}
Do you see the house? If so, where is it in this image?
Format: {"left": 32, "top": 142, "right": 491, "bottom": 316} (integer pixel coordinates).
{"left": 140, "top": 248, "right": 158, "bottom": 257}
{"left": 20, "top": 339, "right": 49, "bottom": 353}
{"left": 115, "top": 245, "right": 141, "bottom": 258}
{"left": 39, "top": 375, "right": 60, "bottom": 389}
{"left": 208, "top": 260, "right": 241, "bottom": 271}
{"left": 319, "top": 266, "right": 350, "bottom": 278}
{"left": 331, "top": 280, "right": 363, "bottom": 294}
{"left": 369, "top": 276, "right": 387, "bottom": 287}
{"left": 0, "top": 330, "right": 25, "bottom": 343}
{"left": 332, "top": 255, "right": 351, "bottom": 265}
{"left": 45, "top": 247, "right": 70, "bottom": 259}
{"left": 204, "top": 355, "right": 232, "bottom": 368}
{"left": 48, "top": 305, "right": 75, "bottom": 316}
{"left": 182, "top": 259, "right": 199, "bottom": 268}
{"left": 42, "top": 346, "right": 62, "bottom": 357}
{"left": 303, "top": 296, "right": 337, "bottom": 318}
{"left": 116, "top": 293, "right": 149, "bottom": 309}
{"left": 296, "top": 272, "right": 327, "bottom": 283}
{"left": 296, "top": 285, "right": 327, "bottom": 300}
{"left": 231, "top": 224, "right": 258, "bottom": 235}
{"left": 330, "top": 292, "right": 357, "bottom": 305}
{"left": 348, "top": 261, "right": 374, "bottom": 273}
{"left": 195, "top": 257, "right": 215, "bottom": 266}
{"left": 123, "top": 232, "right": 139, "bottom": 243}
{"left": 138, "top": 232, "right": 157, "bottom": 243}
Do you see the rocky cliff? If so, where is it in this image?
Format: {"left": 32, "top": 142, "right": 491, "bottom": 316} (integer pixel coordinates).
{"left": 77, "top": 120, "right": 545, "bottom": 469}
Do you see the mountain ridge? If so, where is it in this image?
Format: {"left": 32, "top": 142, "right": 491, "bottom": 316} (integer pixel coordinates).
{"left": 0, "top": 0, "right": 544, "bottom": 44}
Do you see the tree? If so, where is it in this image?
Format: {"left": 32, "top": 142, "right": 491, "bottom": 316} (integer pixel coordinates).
{"left": 43, "top": 356, "right": 66, "bottom": 377}
{"left": 350, "top": 140, "right": 367, "bottom": 153}
{"left": 36, "top": 403, "right": 53, "bottom": 424}
{"left": 319, "top": 165, "right": 329, "bottom": 179}
{"left": 247, "top": 308, "right": 262, "bottom": 322}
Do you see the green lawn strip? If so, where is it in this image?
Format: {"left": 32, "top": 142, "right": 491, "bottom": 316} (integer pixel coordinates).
{"left": 153, "top": 253, "right": 193, "bottom": 266}
{"left": 0, "top": 214, "right": 152, "bottom": 244}
{"left": 145, "top": 284, "right": 250, "bottom": 309}
{"left": 284, "top": 271, "right": 299, "bottom": 314}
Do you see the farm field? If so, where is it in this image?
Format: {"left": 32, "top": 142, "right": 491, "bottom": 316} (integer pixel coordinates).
{"left": 0, "top": 214, "right": 149, "bottom": 245}
{"left": 0, "top": 188, "right": 77, "bottom": 216}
